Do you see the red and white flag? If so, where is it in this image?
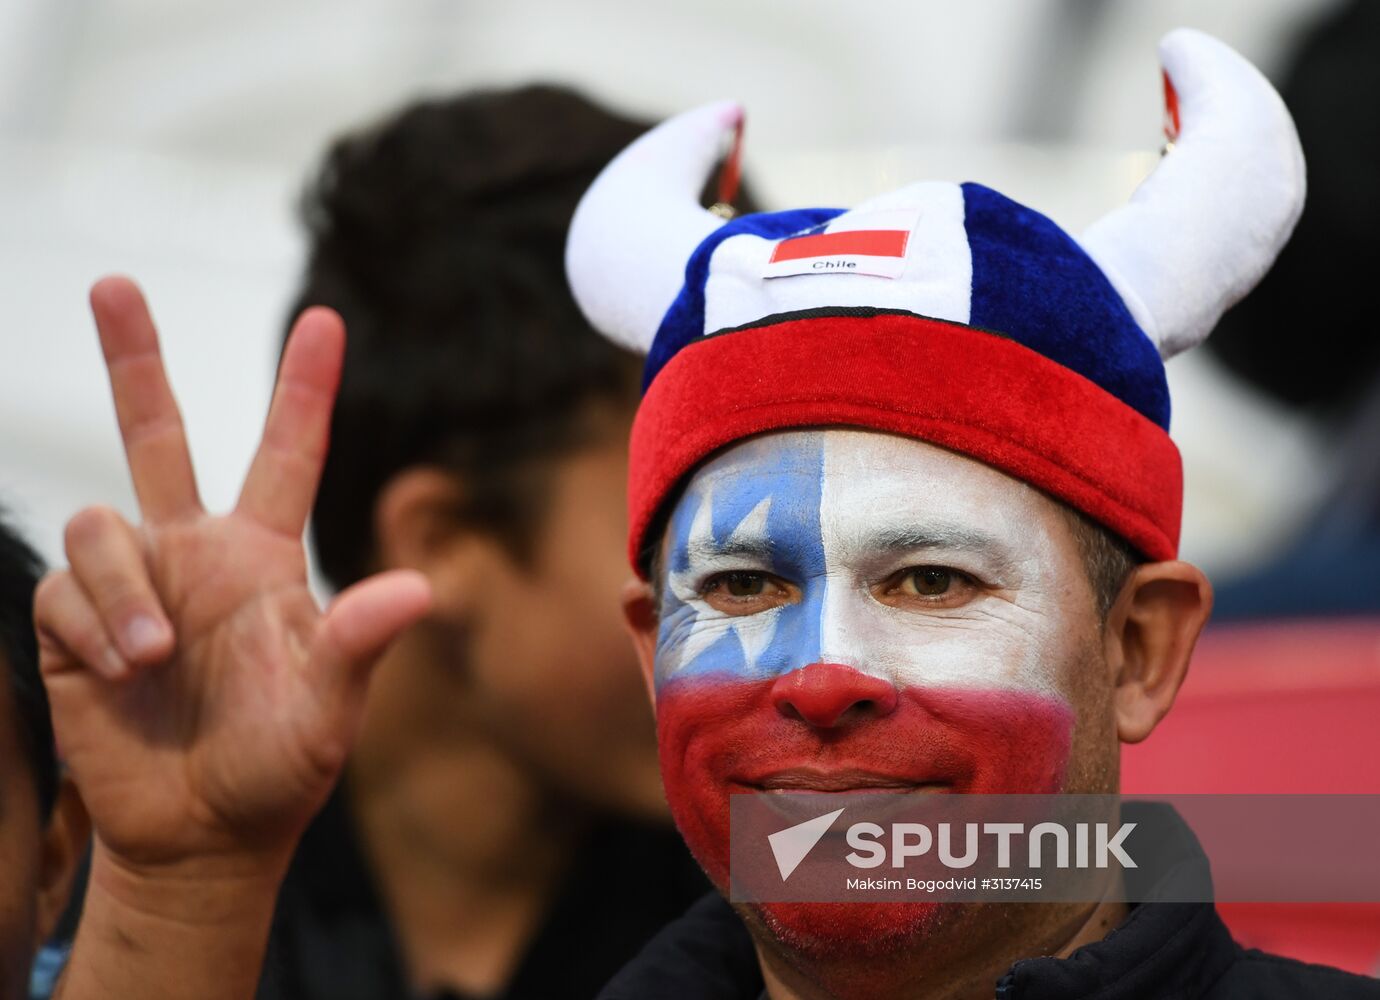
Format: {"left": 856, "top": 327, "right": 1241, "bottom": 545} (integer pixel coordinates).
{"left": 764, "top": 209, "right": 920, "bottom": 280}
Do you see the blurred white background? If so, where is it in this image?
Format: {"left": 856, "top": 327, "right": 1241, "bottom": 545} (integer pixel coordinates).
{"left": 0, "top": 0, "right": 1342, "bottom": 580}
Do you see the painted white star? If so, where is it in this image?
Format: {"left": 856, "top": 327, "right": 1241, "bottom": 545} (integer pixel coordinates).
{"left": 665, "top": 490, "right": 783, "bottom": 674}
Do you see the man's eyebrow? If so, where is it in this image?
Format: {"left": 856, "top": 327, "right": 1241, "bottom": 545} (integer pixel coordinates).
{"left": 681, "top": 535, "right": 774, "bottom": 564}
{"left": 859, "top": 524, "right": 1015, "bottom": 561}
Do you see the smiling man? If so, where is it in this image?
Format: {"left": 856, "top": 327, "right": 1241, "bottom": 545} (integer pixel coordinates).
{"left": 650, "top": 431, "right": 1119, "bottom": 873}
{"left": 642, "top": 430, "right": 1138, "bottom": 981}
{"left": 567, "top": 29, "right": 1379, "bottom": 1000}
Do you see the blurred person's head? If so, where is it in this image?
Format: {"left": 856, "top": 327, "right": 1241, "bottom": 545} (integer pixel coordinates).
{"left": 289, "top": 85, "right": 675, "bottom": 818}
{"left": 566, "top": 30, "right": 1297, "bottom": 990}
{"left": 0, "top": 512, "right": 88, "bottom": 1000}
{"left": 1200, "top": 0, "right": 1380, "bottom": 617}
{"left": 1209, "top": 0, "right": 1380, "bottom": 420}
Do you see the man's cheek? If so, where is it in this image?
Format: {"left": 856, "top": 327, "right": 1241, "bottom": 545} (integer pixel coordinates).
{"left": 930, "top": 685, "right": 1077, "bottom": 792}
{"left": 656, "top": 675, "right": 766, "bottom": 889}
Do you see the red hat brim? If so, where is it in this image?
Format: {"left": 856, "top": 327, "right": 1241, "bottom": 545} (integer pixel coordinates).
{"left": 628, "top": 312, "right": 1182, "bottom": 576}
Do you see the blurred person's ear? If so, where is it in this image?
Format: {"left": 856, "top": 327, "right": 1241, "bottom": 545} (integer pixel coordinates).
{"left": 1104, "top": 562, "right": 1213, "bottom": 744}
{"left": 34, "top": 776, "right": 89, "bottom": 947}
{"left": 621, "top": 578, "right": 658, "bottom": 710}
{"left": 374, "top": 468, "right": 487, "bottom": 617}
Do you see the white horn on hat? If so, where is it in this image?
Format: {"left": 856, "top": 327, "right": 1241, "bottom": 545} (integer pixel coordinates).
{"left": 566, "top": 100, "right": 742, "bottom": 354}
{"left": 1081, "top": 28, "right": 1306, "bottom": 360}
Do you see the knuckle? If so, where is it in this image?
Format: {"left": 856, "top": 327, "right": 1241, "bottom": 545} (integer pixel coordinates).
{"left": 99, "top": 581, "right": 155, "bottom": 621}
{"left": 56, "top": 619, "right": 103, "bottom": 659}
{"left": 32, "top": 570, "right": 71, "bottom": 618}
{"left": 63, "top": 504, "right": 126, "bottom": 553}
{"left": 85, "top": 563, "right": 162, "bottom": 627}
{"left": 32, "top": 575, "right": 102, "bottom": 653}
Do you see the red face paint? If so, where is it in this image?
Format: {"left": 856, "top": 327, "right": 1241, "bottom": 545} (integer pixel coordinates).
{"left": 658, "top": 670, "right": 1075, "bottom": 954}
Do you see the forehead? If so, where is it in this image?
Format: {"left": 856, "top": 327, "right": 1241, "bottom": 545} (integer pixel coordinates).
{"left": 664, "top": 428, "right": 1065, "bottom": 561}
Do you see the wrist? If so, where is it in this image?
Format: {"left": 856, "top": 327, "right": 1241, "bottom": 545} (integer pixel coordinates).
{"left": 54, "top": 842, "right": 289, "bottom": 1000}
{"left": 85, "top": 837, "right": 290, "bottom": 927}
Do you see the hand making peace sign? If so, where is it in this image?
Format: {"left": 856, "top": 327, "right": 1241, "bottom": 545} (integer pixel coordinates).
{"left": 35, "top": 277, "right": 432, "bottom": 886}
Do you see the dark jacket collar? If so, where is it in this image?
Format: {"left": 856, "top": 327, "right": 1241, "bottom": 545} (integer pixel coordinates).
{"left": 995, "top": 801, "right": 1236, "bottom": 998}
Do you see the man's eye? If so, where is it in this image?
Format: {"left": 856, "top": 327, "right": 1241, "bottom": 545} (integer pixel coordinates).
{"left": 903, "top": 567, "right": 954, "bottom": 596}
{"left": 699, "top": 571, "right": 793, "bottom": 614}
{"left": 880, "top": 565, "right": 980, "bottom": 608}
{"left": 721, "top": 572, "right": 766, "bottom": 597}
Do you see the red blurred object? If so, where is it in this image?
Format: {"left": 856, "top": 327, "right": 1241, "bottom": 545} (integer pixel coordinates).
{"left": 1163, "top": 69, "right": 1182, "bottom": 142}
{"left": 1121, "top": 618, "right": 1380, "bottom": 976}
{"left": 716, "top": 116, "right": 744, "bottom": 207}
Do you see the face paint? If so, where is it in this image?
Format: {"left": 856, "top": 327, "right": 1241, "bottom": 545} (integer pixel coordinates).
{"left": 653, "top": 429, "right": 1097, "bottom": 952}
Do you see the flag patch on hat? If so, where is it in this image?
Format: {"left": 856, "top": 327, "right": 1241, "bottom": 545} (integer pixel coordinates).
{"left": 764, "top": 209, "right": 919, "bottom": 280}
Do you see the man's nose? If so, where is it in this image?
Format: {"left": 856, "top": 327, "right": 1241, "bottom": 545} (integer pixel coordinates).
{"left": 770, "top": 662, "right": 899, "bottom": 728}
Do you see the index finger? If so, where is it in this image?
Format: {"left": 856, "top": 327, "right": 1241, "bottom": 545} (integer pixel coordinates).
{"left": 89, "top": 276, "right": 203, "bottom": 523}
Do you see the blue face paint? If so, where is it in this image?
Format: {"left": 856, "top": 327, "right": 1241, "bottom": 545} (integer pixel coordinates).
{"left": 655, "top": 432, "right": 829, "bottom": 687}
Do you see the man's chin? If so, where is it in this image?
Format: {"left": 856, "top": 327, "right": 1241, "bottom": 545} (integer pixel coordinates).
{"left": 740, "top": 899, "right": 961, "bottom": 960}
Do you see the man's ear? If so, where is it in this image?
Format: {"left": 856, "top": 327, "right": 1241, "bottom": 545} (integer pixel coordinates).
{"left": 621, "top": 577, "right": 659, "bottom": 711}
{"left": 34, "top": 776, "right": 89, "bottom": 947}
{"left": 374, "top": 468, "right": 488, "bottom": 617}
{"left": 1104, "top": 560, "right": 1213, "bottom": 744}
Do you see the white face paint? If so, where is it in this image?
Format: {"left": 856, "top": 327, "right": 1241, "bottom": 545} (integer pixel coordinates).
{"left": 655, "top": 429, "right": 1097, "bottom": 699}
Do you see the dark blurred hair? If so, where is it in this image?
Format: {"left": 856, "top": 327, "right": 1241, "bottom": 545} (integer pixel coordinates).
{"left": 288, "top": 85, "right": 651, "bottom": 590}
{"left": 1209, "top": 0, "right": 1380, "bottom": 417}
{"left": 0, "top": 509, "right": 57, "bottom": 819}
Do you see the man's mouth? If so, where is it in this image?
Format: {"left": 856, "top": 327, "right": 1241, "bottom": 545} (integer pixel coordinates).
{"left": 741, "top": 768, "right": 952, "bottom": 794}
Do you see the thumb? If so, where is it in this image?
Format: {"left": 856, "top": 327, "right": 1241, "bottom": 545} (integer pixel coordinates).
{"left": 310, "top": 569, "right": 432, "bottom": 735}
{"left": 318, "top": 569, "right": 432, "bottom": 671}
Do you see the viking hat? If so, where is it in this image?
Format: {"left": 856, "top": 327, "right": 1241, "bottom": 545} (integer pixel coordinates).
{"left": 566, "top": 29, "right": 1305, "bottom": 573}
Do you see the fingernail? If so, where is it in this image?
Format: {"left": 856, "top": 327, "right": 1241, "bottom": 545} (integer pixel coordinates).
{"left": 122, "top": 615, "right": 169, "bottom": 660}
{"left": 102, "top": 647, "right": 129, "bottom": 680}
